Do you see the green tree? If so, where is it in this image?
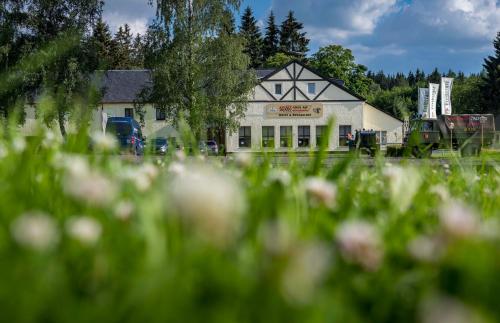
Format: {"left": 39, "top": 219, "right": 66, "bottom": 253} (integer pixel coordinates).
{"left": 0, "top": 0, "right": 102, "bottom": 135}
{"left": 239, "top": 7, "right": 263, "bottom": 68}
{"left": 89, "top": 17, "right": 114, "bottom": 69}
{"left": 264, "top": 52, "right": 296, "bottom": 68}
{"left": 131, "top": 34, "right": 145, "bottom": 68}
{"left": 142, "top": 21, "right": 169, "bottom": 69}
{"left": 427, "top": 68, "right": 441, "bottom": 83}
{"left": 480, "top": 32, "right": 500, "bottom": 116}
{"left": 144, "top": 0, "right": 256, "bottom": 140}
{"left": 453, "top": 75, "right": 483, "bottom": 114}
{"left": 262, "top": 11, "right": 279, "bottom": 62}
{"left": 279, "top": 11, "right": 309, "bottom": 59}
{"left": 368, "top": 86, "right": 416, "bottom": 119}
{"left": 310, "top": 45, "right": 373, "bottom": 97}
{"left": 112, "top": 24, "right": 134, "bottom": 69}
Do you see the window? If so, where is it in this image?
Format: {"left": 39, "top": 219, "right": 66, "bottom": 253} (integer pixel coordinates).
{"left": 156, "top": 107, "right": 166, "bottom": 121}
{"left": 339, "top": 125, "right": 352, "bottom": 147}
{"left": 262, "top": 126, "right": 275, "bottom": 148}
{"left": 298, "top": 126, "right": 310, "bottom": 147}
{"left": 275, "top": 83, "right": 282, "bottom": 95}
{"left": 308, "top": 83, "right": 316, "bottom": 95}
{"left": 239, "top": 126, "right": 251, "bottom": 148}
{"left": 280, "top": 126, "right": 292, "bottom": 148}
{"left": 124, "top": 108, "right": 134, "bottom": 118}
{"left": 376, "top": 131, "right": 388, "bottom": 145}
{"left": 316, "top": 125, "right": 328, "bottom": 147}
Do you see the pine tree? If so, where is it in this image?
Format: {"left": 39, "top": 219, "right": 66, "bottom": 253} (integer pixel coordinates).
{"left": 112, "top": 24, "right": 133, "bottom": 69}
{"left": 262, "top": 11, "right": 279, "bottom": 62}
{"left": 131, "top": 34, "right": 145, "bottom": 68}
{"left": 480, "top": 32, "right": 500, "bottom": 116}
{"left": 408, "top": 71, "right": 416, "bottom": 87}
{"left": 279, "top": 11, "right": 309, "bottom": 59}
{"left": 90, "top": 17, "right": 114, "bottom": 69}
{"left": 239, "top": 7, "right": 263, "bottom": 68}
{"left": 428, "top": 68, "right": 441, "bottom": 83}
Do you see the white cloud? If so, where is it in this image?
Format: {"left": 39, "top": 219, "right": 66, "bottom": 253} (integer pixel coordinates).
{"left": 273, "top": 0, "right": 399, "bottom": 40}
{"left": 104, "top": 12, "right": 149, "bottom": 35}
{"left": 103, "top": 0, "right": 155, "bottom": 35}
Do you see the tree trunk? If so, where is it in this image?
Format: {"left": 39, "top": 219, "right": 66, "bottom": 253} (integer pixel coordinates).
{"left": 58, "top": 111, "right": 67, "bottom": 137}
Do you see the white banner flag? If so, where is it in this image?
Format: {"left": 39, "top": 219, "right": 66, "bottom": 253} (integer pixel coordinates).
{"left": 441, "top": 77, "right": 454, "bottom": 115}
{"left": 418, "top": 88, "right": 430, "bottom": 118}
{"left": 428, "top": 83, "right": 439, "bottom": 119}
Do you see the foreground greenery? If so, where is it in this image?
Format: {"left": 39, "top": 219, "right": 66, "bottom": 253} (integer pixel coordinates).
{"left": 0, "top": 125, "right": 499, "bottom": 323}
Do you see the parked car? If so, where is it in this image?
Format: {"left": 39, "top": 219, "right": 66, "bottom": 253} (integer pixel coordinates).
{"left": 148, "top": 137, "right": 168, "bottom": 155}
{"left": 206, "top": 140, "right": 219, "bottom": 155}
{"left": 105, "top": 117, "right": 145, "bottom": 155}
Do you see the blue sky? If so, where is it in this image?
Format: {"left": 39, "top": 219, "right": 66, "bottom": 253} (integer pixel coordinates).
{"left": 103, "top": 0, "right": 500, "bottom": 74}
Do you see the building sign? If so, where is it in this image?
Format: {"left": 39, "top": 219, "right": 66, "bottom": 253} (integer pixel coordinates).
{"left": 265, "top": 104, "right": 323, "bottom": 118}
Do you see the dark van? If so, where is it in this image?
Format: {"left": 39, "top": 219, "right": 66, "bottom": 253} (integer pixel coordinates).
{"left": 105, "top": 117, "right": 145, "bottom": 155}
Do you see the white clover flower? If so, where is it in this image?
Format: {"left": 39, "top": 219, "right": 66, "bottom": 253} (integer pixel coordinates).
{"left": 281, "top": 242, "right": 331, "bottom": 304}
{"left": 12, "top": 137, "right": 26, "bottom": 153}
{"left": 439, "top": 201, "right": 479, "bottom": 238}
{"left": 139, "top": 163, "right": 159, "bottom": 181}
{"left": 91, "top": 131, "right": 118, "bottom": 152}
{"left": 174, "top": 149, "right": 186, "bottom": 161}
{"left": 42, "top": 130, "right": 62, "bottom": 149}
{"left": 120, "top": 166, "right": 151, "bottom": 192}
{"left": 53, "top": 154, "right": 90, "bottom": 178}
{"left": 168, "top": 162, "right": 186, "bottom": 176}
{"left": 268, "top": 169, "right": 292, "bottom": 186}
{"left": 383, "top": 166, "right": 422, "bottom": 213}
{"left": 303, "top": 177, "right": 337, "bottom": 209}
{"left": 63, "top": 170, "right": 117, "bottom": 207}
{"left": 66, "top": 216, "right": 102, "bottom": 246}
{"left": 234, "top": 153, "right": 252, "bottom": 168}
{"left": 168, "top": 165, "right": 246, "bottom": 247}
{"left": 11, "top": 212, "right": 59, "bottom": 251}
{"left": 420, "top": 294, "right": 482, "bottom": 323}
{"left": 408, "top": 235, "right": 444, "bottom": 263}
{"left": 429, "top": 185, "right": 450, "bottom": 202}
{"left": 114, "top": 201, "right": 135, "bottom": 221}
{"left": 336, "top": 220, "right": 383, "bottom": 271}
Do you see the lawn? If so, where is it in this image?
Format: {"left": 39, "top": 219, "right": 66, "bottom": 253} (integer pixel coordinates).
{"left": 0, "top": 128, "right": 499, "bottom": 323}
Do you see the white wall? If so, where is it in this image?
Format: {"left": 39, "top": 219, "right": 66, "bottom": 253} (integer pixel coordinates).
{"left": 362, "top": 103, "right": 403, "bottom": 144}
{"left": 226, "top": 102, "right": 364, "bottom": 152}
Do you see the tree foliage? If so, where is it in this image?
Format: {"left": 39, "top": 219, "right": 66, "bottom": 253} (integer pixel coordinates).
{"left": 143, "top": 0, "right": 256, "bottom": 139}
{"left": 310, "top": 45, "right": 373, "bottom": 98}
{"left": 239, "top": 6, "right": 263, "bottom": 68}
{"left": 480, "top": 32, "right": 500, "bottom": 117}
{"left": 262, "top": 11, "right": 279, "bottom": 63}
{"left": 279, "top": 11, "right": 309, "bottom": 60}
{"left": 0, "top": 0, "right": 103, "bottom": 135}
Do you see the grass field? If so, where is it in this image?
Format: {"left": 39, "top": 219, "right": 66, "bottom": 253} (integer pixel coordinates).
{"left": 0, "top": 127, "right": 499, "bottom": 323}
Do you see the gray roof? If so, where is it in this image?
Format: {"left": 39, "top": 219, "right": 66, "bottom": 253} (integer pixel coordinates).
{"left": 98, "top": 70, "right": 152, "bottom": 103}
{"left": 255, "top": 69, "right": 276, "bottom": 79}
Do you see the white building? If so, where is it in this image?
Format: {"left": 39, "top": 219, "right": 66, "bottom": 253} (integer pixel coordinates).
{"left": 226, "top": 61, "right": 403, "bottom": 153}
{"left": 21, "top": 61, "right": 403, "bottom": 152}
